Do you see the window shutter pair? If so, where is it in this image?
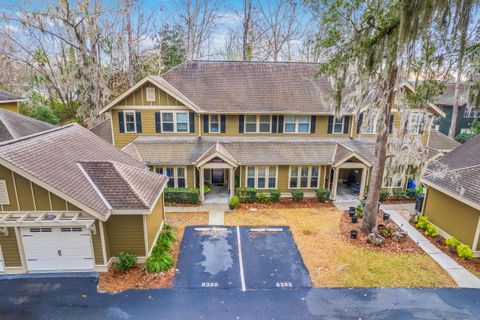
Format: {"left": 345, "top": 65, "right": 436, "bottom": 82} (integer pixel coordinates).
{"left": 118, "top": 111, "right": 142, "bottom": 133}
{"left": 204, "top": 115, "right": 226, "bottom": 133}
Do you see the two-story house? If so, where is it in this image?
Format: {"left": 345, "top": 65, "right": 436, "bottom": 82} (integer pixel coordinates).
{"left": 100, "top": 61, "right": 445, "bottom": 203}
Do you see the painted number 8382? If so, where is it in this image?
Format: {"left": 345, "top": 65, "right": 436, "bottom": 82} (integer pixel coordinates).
{"left": 276, "top": 282, "right": 293, "bottom": 288}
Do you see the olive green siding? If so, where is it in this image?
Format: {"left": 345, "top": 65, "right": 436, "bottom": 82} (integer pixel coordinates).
{"left": 146, "top": 196, "right": 164, "bottom": 252}
{"left": 148, "top": 165, "right": 195, "bottom": 188}
{"left": 102, "top": 221, "right": 111, "bottom": 261}
{"left": 0, "top": 102, "right": 18, "bottom": 113}
{"left": 0, "top": 164, "right": 77, "bottom": 212}
{"left": 0, "top": 227, "right": 21, "bottom": 267}
{"left": 105, "top": 215, "right": 146, "bottom": 258}
{"left": 90, "top": 221, "right": 104, "bottom": 265}
{"left": 115, "top": 82, "right": 185, "bottom": 107}
{"left": 239, "top": 165, "right": 329, "bottom": 194}
{"left": 424, "top": 187, "right": 480, "bottom": 249}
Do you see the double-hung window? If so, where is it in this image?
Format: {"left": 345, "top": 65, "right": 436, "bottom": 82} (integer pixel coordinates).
{"left": 245, "top": 115, "right": 271, "bottom": 133}
{"left": 464, "top": 106, "right": 478, "bottom": 119}
{"left": 362, "top": 114, "right": 378, "bottom": 134}
{"left": 245, "top": 166, "right": 277, "bottom": 189}
{"left": 210, "top": 115, "right": 220, "bottom": 133}
{"left": 154, "top": 166, "right": 187, "bottom": 188}
{"left": 284, "top": 115, "right": 310, "bottom": 133}
{"left": 124, "top": 111, "right": 137, "bottom": 133}
{"left": 333, "top": 117, "right": 344, "bottom": 134}
{"left": 407, "top": 112, "right": 422, "bottom": 134}
{"left": 162, "top": 111, "right": 189, "bottom": 133}
{"left": 289, "top": 166, "right": 320, "bottom": 189}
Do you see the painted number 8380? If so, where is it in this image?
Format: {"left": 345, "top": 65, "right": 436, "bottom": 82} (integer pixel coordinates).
{"left": 201, "top": 282, "right": 219, "bottom": 288}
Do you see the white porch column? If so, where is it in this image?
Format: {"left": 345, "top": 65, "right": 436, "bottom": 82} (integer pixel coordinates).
{"left": 229, "top": 167, "right": 235, "bottom": 198}
{"left": 332, "top": 167, "right": 339, "bottom": 200}
{"left": 199, "top": 167, "right": 205, "bottom": 202}
{"left": 359, "top": 166, "right": 368, "bottom": 199}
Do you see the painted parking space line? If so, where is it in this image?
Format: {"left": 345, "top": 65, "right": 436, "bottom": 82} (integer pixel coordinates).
{"left": 236, "top": 226, "right": 246, "bottom": 292}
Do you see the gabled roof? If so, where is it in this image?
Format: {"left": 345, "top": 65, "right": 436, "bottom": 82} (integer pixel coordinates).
{"left": 427, "top": 131, "right": 461, "bottom": 152}
{"left": 89, "top": 118, "right": 113, "bottom": 144}
{"left": 161, "top": 60, "right": 335, "bottom": 114}
{"left": 0, "top": 89, "right": 26, "bottom": 103}
{"left": 0, "top": 124, "right": 168, "bottom": 220}
{"left": 123, "top": 136, "right": 376, "bottom": 166}
{"left": 0, "top": 109, "right": 55, "bottom": 142}
{"left": 435, "top": 83, "right": 469, "bottom": 106}
{"left": 422, "top": 135, "right": 480, "bottom": 208}
{"left": 332, "top": 143, "right": 373, "bottom": 167}
{"left": 194, "top": 142, "right": 239, "bottom": 167}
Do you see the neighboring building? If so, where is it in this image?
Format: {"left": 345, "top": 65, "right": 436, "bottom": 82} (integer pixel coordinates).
{"left": 434, "top": 83, "right": 478, "bottom": 136}
{"left": 0, "top": 90, "right": 26, "bottom": 113}
{"left": 0, "top": 124, "right": 168, "bottom": 274}
{"left": 90, "top": 118, "right": 113, "bottom": 144}
{"left": 100, "top": 61, "right": 445, "bottom": 202}
{"left": 421, "top": 135, "right": 480, "bottom": 257}
{"left": 425, "top": 130, "right": 461, "bottom": 162}
{"left": 0, "top": 109, "right": 56, "bottom": 142}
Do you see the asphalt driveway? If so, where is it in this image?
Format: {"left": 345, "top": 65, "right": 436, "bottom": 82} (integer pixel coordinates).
{"left": 174, "top": 226, "right": 311, "bottom": 290}
{"left": 1, "top": 276, "right": 480, "bottom": 319}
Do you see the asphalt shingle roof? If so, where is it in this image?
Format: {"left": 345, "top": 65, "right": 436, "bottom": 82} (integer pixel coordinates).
{"left": 89, "top": 118, "right": 113, "bottom": 144}
{"left": 427, "top": 131, "right": 461, "bottom": 152}
{"left": 0, "top": 89, "right": 24, "bottom": 102}
{"left": 161, "top": 61, "right": 337, "bottom": 114}
{"left": 0, "top": 124, "right": 167, "bottom": 218}
{"left": 423, "top": 135, "right": 480, "bottom": 205}
{"left": 0, "top": 109, "right": 55, "bottom": 142}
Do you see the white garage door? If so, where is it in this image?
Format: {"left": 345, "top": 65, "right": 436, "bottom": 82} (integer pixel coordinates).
{"left": 21, "top": 226, "right": 94, "bottom": 272}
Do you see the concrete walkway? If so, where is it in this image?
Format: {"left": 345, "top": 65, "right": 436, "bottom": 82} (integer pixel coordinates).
{"left": 333, "top": 199, "right": 360, "bottom": 211}
{"left": 208, "top": 211, "right": 225, "bottom": 225}
{"left": 166, "top": 203, "right": 228, "bottom": 225}
{"left": 382, "top": 205, "right": 480, "bottom": 288}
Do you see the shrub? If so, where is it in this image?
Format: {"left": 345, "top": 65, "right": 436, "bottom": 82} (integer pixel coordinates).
{"left": 145, "top": 225, "right": 176, "bottom": 273}
{"left": 269, "top": 189, "right": 281, "bottom": 202}
{"left": 392, "top": 188, "right": 407, "bottom": 199}
{"left": 291, "top": 189, "right": 304, "bottom": 202}
{"left": 256, "top": 193, "right": 270, "bottom": 204}
{"left": 228, "top": 196, "right": 240, "bottom": 210}
{"left": 113, "top": 252, "right": 137, "bottom": 273}
{"left": 315, "top": 188, "right": 331, "bottom": 202}
{"left": 236, "top": 187, "right": 257, "bottom": 203}
{"left": 456, "top": 244, "right": 473, "bottom": 260}
{"left": 204, "top": 184, "right": 211, "bottom": 194}
{"left": 379, "top": 189, "right": 390, "bottom": 202}
{"left": 355, "top": 204, "right": 364, "bottom": 218}
{"left": 445, "top": 237, "right": 460, "bottom": 248}
{"left": 416, "top": 215, "right": 429, "bottom": 230}
{"left": 406, "top": 188, "right": 416, "bottom": 199}
{"left": 164, "top": 188, "right": 200, "bottom": 204}
{"left": 424, "top": 224, "right": 439, "bottom": 237}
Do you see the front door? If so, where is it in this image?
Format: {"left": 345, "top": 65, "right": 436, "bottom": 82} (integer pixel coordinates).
{"left": 212, "top": 169, "right": 224, "bottom": 185}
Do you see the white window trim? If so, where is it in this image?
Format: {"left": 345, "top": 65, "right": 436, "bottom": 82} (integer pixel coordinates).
{"left": 464, "top": 106, "right": 479, "bottom": 119}
{"left": 332, "top": 117, "right": 344, "bottom": 134}
{"left": 161, "top": 111, "right": 190, "bottom": 133}
{"left": 407, "top": 112, "right": 422, "bottom": 134}
{"left": 146, "top": 87, "right": 156, "bottom": 102}
{"left": 284, "top": 115, "right": 311, "bottom": 134}
{"left": 153, "top": 166, "right": 188, "bottom": 188}
{"left": 288, "top": 166, "right": 320, "bottom": 189}
{"left": 245, "top": 166, "right": 278, "bottom": 189}
{"left": 244, "top": 115, "right": 272, "bottom": 133}
{"left": 361, "top": 114, "right": 378, "bottom": 134}
{"left": 0, "top": 180, "right": 9, "bottom": 205}
{"left": 209, "top": 115, "right": 221, "bottom": 134}
{"left": 124, "top": 110, "right": 137, "bottom": 133}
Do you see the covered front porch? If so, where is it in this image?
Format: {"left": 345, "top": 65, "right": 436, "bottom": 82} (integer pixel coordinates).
{"left": 331, "top": 151, "right": 371, "bottom": 201}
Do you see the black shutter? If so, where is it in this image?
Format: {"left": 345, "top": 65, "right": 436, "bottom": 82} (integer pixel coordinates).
{"left": 239, "top": 115, "right": 244, "bottom": 133}
{"left": 327, "top": 116, "right": 334, "bottom": 134}
{"left": 135, "top": 112, "right": 142, "bottom": 133}
{"left": 271, "top": 115, "right": 278, "bottom": 133}
{"left": 189, "top": 112, "right": 195, "bottom": 133}
{"left": 389, "top": 115, "right": 394, "bottom": 134}
{"left": 278, "top": 115, "right": 284, "bottom": 133}
{"left": 118, "top": 112, "right": 125, "bottom": 133}
{"left": 155, "top": 112, "right": 161, "bottom": 133}
{"left": 343, "top": 116, "right": 350, "bottom": 134}
{"left": 310, "top": 115, "right": 316, "bottom": 134}
{"left": 357, "top": 113, "right": 364, "bottom": 134}
{"left": 203, "top": 115, "right": 209, "bottom": 133}
{"left": 220, "top": 115, "right": 226, "bottom": 133}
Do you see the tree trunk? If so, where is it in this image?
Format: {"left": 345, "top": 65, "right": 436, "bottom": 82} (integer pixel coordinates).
{"left": 361, "top": 66, "right": 398, "bottom": 233}
{"left": 125, "top": 0, "right": 136, "bottom": 86}
{"left": 242, "top": 0, "right": 252, "bottom": 61}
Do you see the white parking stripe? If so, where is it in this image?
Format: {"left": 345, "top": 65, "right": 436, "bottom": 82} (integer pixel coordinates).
{"left": 236, "top": 226, "right": 246, "bottom": 292}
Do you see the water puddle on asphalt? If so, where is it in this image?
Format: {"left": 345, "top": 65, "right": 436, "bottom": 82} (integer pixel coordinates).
{"left": 197, "top": 230, "right": 233, "bottom": 275}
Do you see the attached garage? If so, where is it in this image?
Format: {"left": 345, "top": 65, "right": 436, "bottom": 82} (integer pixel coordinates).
{"left": 20, "top": 226, "right": 94, "bottom": 272}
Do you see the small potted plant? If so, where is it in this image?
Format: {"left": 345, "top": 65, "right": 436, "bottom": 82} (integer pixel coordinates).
{"left": 355, "top": 204, "right": 364, "bottom": 218}
{"left": 350, "top": 230, "right": 358, "bottom": 239}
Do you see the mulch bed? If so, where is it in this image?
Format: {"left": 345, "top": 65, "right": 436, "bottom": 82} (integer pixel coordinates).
{"left": 381, "top": 199, "right": 416, "bottom": 204}
{"left": 408, "top": 221, "right": 480, "bottom": 276}
{"left": 98, "top": 226, "right": 181, "bottom": 292}
{"left": 165, "top": 203, "right": 200, "bottom": 207}
{"left": 239, "top": 198, "right": 335, "bottom": 210}
{"left": 340, "top": 210, "right": 423, "bottom": 254}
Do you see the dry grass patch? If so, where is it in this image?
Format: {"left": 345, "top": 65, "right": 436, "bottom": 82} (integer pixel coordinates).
{"left": 225, "top": 207, "right": 455, "bottom": 288}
